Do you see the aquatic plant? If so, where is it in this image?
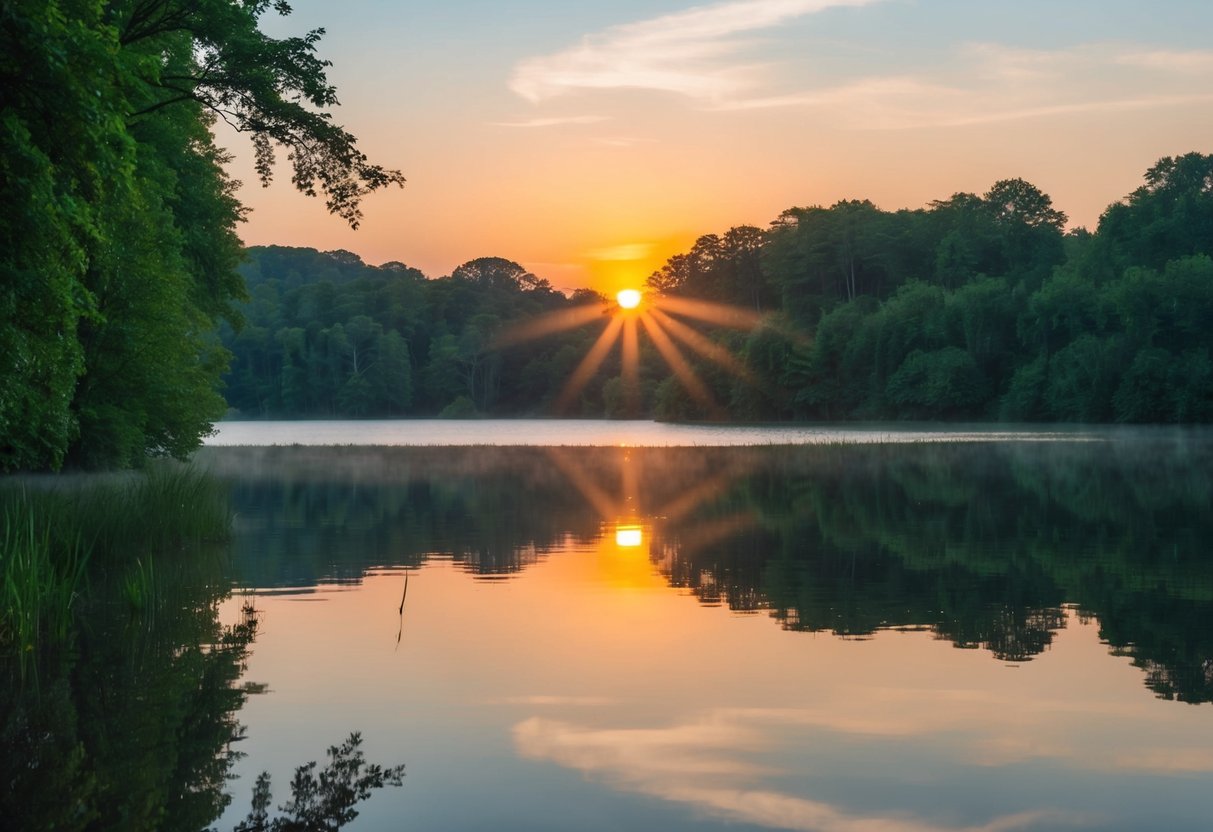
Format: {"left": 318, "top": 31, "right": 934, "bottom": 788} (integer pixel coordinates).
{"left": 0, "top": 464, "right": 230, "bottom": 655}
{"left": 120, "top": 557, "right": 156, "bottom": 614}
{"left": 0, "top": 499, "right": 91, "bottom": 654}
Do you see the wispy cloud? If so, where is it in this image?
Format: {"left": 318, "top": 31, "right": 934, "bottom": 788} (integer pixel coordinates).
{"left": 514, "top": 713, "right": 1095, "bottom": 832}
{"left": 510, "top": 5, "right": 1212, "bottom": 132}
{"left": 1117, "top": 48, "right": 1213, "bottom": 73}
{"left": 710, "top": 42, "right": 1213, "bottom": 129}
{"left": 491, "top": 115, "right": 611, "bottom": 128}
{"left": 510, "top": 0, "right": 881, "bottom": 103}
{"left": 492, "top": 694, "right": 615, "bottom": 706}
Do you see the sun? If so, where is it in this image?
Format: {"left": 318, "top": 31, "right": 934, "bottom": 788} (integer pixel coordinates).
{"left": 616, "top": 288, "right": 642, "bottom": 310}
{"left": 492, "top": 284, "right": 773, "bottom": 418}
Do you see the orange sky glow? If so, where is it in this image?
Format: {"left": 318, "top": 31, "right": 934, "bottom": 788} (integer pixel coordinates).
{"left": 220, "top": 1, "right": 1213, "bottom": 296}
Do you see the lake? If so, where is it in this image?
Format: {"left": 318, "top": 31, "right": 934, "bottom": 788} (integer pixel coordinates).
{"left": 6, "top": 422, "right": 1213, "bottom": 831}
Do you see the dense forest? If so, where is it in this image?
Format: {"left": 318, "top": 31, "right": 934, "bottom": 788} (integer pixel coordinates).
{"left": 224, "top": 153, "right": 1213, "bottom": 425}
{"left": 0, "top": 1, "right": 401, "bottom": 471}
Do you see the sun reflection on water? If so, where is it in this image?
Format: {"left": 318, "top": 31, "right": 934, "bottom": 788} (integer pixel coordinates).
{"left": 614, "top": 524, "right": 644, "bottom": 548}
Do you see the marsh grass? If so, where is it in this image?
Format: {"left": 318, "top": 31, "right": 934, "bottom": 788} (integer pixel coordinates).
{"left": 0, "top": 502, "right": 91, "bottom": 654}
{"left": 0, "top": 464, "right": 229, "bottom": 657}
{"left": 120, "top": 556, "right": 156, "bottom": 614}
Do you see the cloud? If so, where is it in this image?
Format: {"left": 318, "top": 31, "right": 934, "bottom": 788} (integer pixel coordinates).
{"left": 491, "top": 115, "right": 611, "bottom": 128}
{"left": 707, "top": 41, "right": 1213, "bottom": 129}
{"left": 493, "top": 694, "right": 615, "bottom": 706}
{"left": 514, "top": 713, "right": 1094, "bottom": 832}
{"left": 1117, "top": 48, "right": 1213, "bottom": 73}
{"left": 509, "top": 0, "right": 881, "bottom": 103}
{"left": 511, "top": 8, "right": 1212, "bottom": 132}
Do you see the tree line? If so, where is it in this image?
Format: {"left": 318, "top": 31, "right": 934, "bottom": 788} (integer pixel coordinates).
{"left": 223, "top": 152, "right": 1213, "bottom": 425}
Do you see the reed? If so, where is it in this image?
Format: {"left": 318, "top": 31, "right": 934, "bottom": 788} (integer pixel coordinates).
{"left": 120, "top": 556, "right": 156, "bottom": 614}
{"left": 0, "top": 498, "right": 91, "bottom": 654}
{"left": 0, "top": 464, "right": 229, "bottom": 655}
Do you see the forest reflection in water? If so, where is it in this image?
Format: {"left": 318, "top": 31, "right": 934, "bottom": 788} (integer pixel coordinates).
{"left": 9, "top": 436, "right": 1211, "bottom": 832}
{"left": 206, "top": 436, "right": 1213, "bottom": 705}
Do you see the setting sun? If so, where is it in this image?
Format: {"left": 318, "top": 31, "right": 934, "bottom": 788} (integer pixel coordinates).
{"left": 616, "top": 289, "right": 642, "bottom": 310}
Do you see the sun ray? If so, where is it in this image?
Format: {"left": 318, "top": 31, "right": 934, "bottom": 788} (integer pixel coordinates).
{"left": 543, "top": 448, "right": 620, "bottom": 520}
{"left": 652, "top": 295, "right": 763, "bottom": 330}
{"left": 553, "top": 315, "right": 624, "bottom": 413}
{"left": 657, "top": 467, "right": 749, "bottom": 525}
{"left": 647, "top": 307, "right": 756, "bottom": 385}
{"left": 493, "top": 302, "right": 609, "bottom": 348}
{"left": 638, "top": 312, "right": 724, "bottom": 419}
{"left": 621, "top": 315, "right": 640, "bottom": 416}
{"left": 664, "top": 511, "right": 757, "bottom": 559}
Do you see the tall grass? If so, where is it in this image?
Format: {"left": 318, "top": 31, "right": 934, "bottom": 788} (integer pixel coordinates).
{"left": 0, "top": 464, "right": 229, "bottom": 656}
{"left": 0, "top": 500, "right": 91, "bottom": 653}
{"left": 68, "top": 465, "right": 231, "bottom": 557}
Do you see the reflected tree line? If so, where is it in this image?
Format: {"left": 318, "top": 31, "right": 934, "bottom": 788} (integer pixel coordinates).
{"left": 1, "top": 547, "right": 258, "bottom": 830}
{"left": 205, "top": 441, "right": 1213, "bottom": 703}
{"left": 1, "top": 529, "right": 407, "bottom": 831}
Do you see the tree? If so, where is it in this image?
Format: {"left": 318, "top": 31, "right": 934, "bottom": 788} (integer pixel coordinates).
{"left": 451, "top": 257, "right": 547, "bottom": 292}
{"left": 0, "top": 1, "right": 403, "bottom": 469}
{"left": 118, "top": 0, "right": 405, "bottom": 227}
{"left": 1098, "top": 153, "right": 1213, "bottom": 272}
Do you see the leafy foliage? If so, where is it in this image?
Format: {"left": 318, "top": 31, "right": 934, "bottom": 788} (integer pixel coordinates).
{"left": 0, "top": 1, "right": 400, "bottom": 470}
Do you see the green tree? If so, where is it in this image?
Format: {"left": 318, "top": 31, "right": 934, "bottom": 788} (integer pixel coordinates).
{"left": 1, "top": 0, "right": 402, "bottom": 470}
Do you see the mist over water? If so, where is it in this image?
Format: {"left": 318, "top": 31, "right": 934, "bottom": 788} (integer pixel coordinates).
{"left": 207, "top": 418, "right": 1126, "bottom": 447}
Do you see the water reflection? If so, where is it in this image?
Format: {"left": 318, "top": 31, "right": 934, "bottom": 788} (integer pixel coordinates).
{"left": 513, "top": 712, "right": 1092, "bottom": 832}
{"left": 0, "top": 551, "right": 259, "bottom": 832}
{"left": 202, "top": 438, "right": 1213, "bottom": 705}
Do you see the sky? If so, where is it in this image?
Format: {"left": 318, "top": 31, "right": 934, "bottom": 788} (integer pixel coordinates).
{"left": 220, "top": 0, "right": 1213, "bottom": 296}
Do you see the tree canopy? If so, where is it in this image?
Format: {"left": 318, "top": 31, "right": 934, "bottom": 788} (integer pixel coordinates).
{"left": 0, "top": 0, "right": 402, "bottom": 470}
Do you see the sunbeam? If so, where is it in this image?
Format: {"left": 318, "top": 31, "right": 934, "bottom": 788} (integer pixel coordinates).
{"left": 554, "top": 315, "right": 625, "bottom": 413}
{"left": 665, "top": 512, "right": 757, "bottom": 560}
{"left": 493, "top": 281, "right": 772, "bottom": 417}
{"left": 544, "top": 448, "right": 620, "bottom": 520}
{"left": 660, "top": 469, "right": 750, "bottom": 525}
{"left": 648, "top": 307, "right": 756, "bottom": 385}
{"left": 639, "top": 312, "right": 724, "bottom": 419}
{"left": 652, "top": 296, "right": 763, "bottom": 330}
{"left": 493, "top": 302, "right": 609, "bottom": 348}
{"left": 621, "top": 316, "right": 640, "bottom": 416}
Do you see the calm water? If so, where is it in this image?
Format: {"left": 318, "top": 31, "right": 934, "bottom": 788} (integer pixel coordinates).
{"left": 7, "top": 426, "right": 1213, "bottom": 831}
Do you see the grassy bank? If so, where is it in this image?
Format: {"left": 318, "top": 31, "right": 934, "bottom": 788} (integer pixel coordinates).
{"left": 0, "top": 465, "right": 229, "bottom": 655}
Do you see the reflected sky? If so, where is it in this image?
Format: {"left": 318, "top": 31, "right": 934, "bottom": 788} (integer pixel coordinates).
{"left": 209, "top": 440, "right": 1213, "bottom": 831}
